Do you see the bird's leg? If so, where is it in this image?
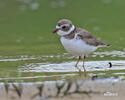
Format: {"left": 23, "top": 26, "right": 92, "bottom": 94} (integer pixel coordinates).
{"left": 75, "top": 56, "right": 82, "bottom": 76}
{"left": 75, "top": 56, "right": 81, "bottom": 67}
{"left": 82, "top": 56, "right": 87, "bottom": 78}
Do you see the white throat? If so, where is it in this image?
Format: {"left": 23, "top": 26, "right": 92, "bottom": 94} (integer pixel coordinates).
{"left": 56, "top": 25, "right": 75, "bottom": 36}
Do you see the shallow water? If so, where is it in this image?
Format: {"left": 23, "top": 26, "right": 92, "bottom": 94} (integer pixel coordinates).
{"left": 0, "top": 54, "right": 125, "bottom": 82}
{"left": 19, "top": 60, "right": 125, "bottom": 72}
{"left": 0, "top": 0, "right": 125, "bottom": 84}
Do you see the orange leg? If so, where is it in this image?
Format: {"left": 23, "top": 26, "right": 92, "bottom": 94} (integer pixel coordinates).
{"left": 82, "top": 56, "right": 87, "bottom": 78}
{"left": 75, "top": 56, "right": 82, "bottom": 76}
{"left": 75, "top": 56, "right": 81, "bottom": 67}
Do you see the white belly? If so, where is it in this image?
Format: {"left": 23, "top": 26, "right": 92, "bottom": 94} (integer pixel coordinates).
{"left": 60, "top": 37, "right": 97, "bottom": 56}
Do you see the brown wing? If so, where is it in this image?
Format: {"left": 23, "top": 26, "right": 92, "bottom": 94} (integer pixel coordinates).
{"left": 77, "top": 28, "right": 109, "bottom": 46}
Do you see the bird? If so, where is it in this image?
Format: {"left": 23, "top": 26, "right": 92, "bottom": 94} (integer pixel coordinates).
{"left": 52, "top": 19, "right": 110, "bottom": 77}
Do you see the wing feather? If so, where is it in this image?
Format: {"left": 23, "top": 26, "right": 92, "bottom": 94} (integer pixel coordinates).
{"left": 77, "top": 29, "right": 110, "bottom": 47}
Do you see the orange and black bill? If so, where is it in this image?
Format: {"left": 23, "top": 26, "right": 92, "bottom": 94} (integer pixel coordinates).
{"left": 52, "top": 29, "right": 59, "bottom": 33}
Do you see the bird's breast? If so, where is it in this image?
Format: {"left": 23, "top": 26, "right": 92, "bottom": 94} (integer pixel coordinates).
{"left": 60, "top": 37, "right": 97, "bottom": 56}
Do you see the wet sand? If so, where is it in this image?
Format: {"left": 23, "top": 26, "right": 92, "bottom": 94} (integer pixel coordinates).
{"left": 0, "top": 80, "right": 125, "bottom": 100}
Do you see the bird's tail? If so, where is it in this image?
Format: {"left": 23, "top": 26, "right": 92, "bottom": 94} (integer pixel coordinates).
{"left": 106, "top": 43, "right": 110, "bottom": 47}
{"left": 98, "top": 42, "right": 110, "bottom": 47}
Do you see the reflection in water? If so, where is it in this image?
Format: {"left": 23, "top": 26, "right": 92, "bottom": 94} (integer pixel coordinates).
{"left": 19, "top": 60, "right": 125, "bottom": 72}
{"left": 0, "top": 73, "right": 77, "bottom": 81}
{"left": 0, "top": 60, "right": 124, "bottom": 82}
{"left": 0, "top": 52, "right": 125, "bottom": 82}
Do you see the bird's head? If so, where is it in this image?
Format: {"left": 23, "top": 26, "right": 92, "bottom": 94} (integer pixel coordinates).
{"left": 52, "top": 19, "right": 75, "bottom": 36}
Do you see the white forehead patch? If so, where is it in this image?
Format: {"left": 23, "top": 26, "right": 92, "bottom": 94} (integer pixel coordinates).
{"left": 56, "top": 25, "right": 60, "bottom": 29}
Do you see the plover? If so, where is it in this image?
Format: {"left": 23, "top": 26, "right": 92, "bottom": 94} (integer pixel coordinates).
{"left": 53, "top": 19, "right": 110, "bottom": 77}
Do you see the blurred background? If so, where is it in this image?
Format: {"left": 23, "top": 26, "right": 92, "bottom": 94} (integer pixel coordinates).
{"left": 0, "top": 0, "right": 125, "bottom": 82}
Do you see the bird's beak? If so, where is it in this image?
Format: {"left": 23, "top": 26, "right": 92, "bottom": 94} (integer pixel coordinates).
{"left": 52, "top": 29, "right": 59, "bottom": 33}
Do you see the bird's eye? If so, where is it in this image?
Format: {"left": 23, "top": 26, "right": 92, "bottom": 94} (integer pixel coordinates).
{"left": 62, "top": 26, "right": 66, "bottom": 29}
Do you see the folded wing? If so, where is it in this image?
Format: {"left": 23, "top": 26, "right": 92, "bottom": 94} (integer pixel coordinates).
{"left": 77, "top": 29, "right": 110, "bottom": 47}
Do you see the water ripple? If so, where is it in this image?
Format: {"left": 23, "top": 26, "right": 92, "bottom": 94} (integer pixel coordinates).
{"left": 19, "top": 60, "right": 125, "bottom": 72}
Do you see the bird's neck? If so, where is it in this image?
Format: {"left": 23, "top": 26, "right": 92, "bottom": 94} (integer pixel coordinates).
{"left": 63, "top": 26, "right": 76, "bottom": 39}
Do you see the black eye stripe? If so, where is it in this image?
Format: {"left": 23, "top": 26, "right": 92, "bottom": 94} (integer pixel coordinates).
{"left": 62, "top": 26, "right": 66, "bottom": 29}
